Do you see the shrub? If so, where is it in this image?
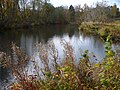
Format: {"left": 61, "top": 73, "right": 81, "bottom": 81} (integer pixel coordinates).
{"left": 0, "top": 38, "right": 120, "bottom": 90}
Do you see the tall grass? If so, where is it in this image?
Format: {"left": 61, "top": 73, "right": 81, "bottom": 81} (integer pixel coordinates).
{"left": 0, "top": 39, "right": 120, "bottom": 90}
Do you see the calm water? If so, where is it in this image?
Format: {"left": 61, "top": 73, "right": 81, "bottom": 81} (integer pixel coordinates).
{"left": 0, "top": 25, "right": 119, "bottom": 88}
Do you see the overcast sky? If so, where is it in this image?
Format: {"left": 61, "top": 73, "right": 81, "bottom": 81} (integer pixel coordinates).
{"left": 50, "top": 0, "right": 120, "bottom": 7}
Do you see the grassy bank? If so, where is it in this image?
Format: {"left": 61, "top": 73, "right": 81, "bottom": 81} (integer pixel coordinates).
{"left": 79, "top": 21, "right": 120, "bottom": 43}
{"left": 0, "top": 37, "right": 120, "bottom": 90}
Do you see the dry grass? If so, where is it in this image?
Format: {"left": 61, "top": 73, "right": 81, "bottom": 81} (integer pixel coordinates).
{"left": 0, "top": 41, "right": 120, "bottom": 90}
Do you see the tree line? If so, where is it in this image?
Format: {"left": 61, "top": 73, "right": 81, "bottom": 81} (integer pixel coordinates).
{"left": 0, "top": 0, "right": 120, "bottom": 30}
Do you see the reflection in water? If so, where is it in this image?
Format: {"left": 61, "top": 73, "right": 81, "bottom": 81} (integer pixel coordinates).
{"left": 18, "top": 26, "right": 105, "bottom": 61}
{"left": 20, "top": 34, "right": 34, "bottom": 56}
{"left": 51, "top": 34, "right": 105, "bottom": 61}
{"left": 0, "top": 25, "right": 118, "bottom": 88}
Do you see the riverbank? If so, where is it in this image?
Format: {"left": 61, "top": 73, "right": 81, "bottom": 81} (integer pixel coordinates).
{"left": 0, "top": 38, "right": 120, "bottom": 90}
{"left": 79, "top": 21, "right": 120, "bottom": 43}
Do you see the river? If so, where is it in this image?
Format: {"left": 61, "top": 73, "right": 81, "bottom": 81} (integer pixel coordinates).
{"left": 0, "top": 25, "right": 119, "bottom": 88}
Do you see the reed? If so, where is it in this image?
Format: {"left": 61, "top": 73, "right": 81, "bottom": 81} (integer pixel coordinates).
{"left": 0, "top": 39, "right": 120, "bottom": 90}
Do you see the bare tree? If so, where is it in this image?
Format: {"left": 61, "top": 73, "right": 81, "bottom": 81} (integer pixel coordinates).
{"left": 82, "top": 1, "right": 111, "bottom": 22}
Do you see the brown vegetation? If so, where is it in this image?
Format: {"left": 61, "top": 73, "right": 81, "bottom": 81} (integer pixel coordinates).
{"left": 0, "top": 39, "right": 120, "bottom": 89}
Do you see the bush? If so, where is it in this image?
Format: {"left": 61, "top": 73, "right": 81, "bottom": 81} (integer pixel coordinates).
{"left": 0, "top": 39, "right": 120, "bottom": 90}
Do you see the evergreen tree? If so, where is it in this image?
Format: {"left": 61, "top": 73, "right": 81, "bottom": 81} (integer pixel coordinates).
{"left": 69, "top": 5, "right": 75, "bottom": 22}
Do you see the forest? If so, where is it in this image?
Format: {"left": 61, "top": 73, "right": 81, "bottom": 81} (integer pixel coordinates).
{"left": 0, "top": 0, "right": 120, "bottom": 30}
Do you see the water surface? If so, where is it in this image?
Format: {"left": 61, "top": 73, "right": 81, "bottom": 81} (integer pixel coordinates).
{"left": 0, "top": 25, "right": 115, "bottom": 88}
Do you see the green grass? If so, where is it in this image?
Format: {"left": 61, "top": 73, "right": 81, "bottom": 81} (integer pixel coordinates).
{"left": 79, "top": 21, "right": 120, "bottom": 42}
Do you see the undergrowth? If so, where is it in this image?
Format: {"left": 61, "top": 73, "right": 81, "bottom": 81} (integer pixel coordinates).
{"left": 0, "top": 36, "right": 120, "bottom": 90}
